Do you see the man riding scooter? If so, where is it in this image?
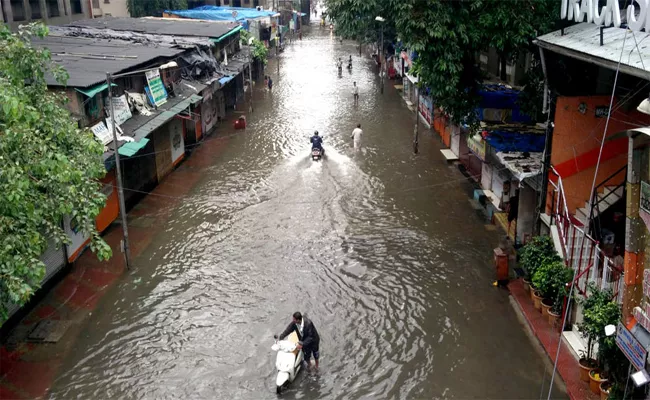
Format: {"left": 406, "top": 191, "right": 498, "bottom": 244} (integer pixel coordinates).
{"left": 279, "top": 312, "right": 320, "bottom": 370}
{"left": 310, "top": 130, "right": 324, "bottom": 157}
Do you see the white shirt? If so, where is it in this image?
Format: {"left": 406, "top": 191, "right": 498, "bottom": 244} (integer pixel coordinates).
{"left": 352, "top": 128, "right": 363, "bottom": 141}
{"left": 297, "top": 320, "right": 304, "bottom": 336}
{"left": 353, "top": 86, "right": 359, "bottom": 95}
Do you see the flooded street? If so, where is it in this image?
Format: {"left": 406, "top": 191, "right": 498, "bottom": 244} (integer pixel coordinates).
{"left": 49, "top": 27, "right": 566, "bottom": 399}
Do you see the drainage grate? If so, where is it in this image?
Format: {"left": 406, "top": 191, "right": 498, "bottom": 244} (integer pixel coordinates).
{"left": 27, "top": 320, "right": 71, "bottom": 343}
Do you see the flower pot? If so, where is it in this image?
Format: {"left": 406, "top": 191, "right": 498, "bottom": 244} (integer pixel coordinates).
{"left": 532, "top": 291, "right": 543, "bottom": 311}
{"left": 600, "top": 381, "right": 612, "bottom": 400}
{"left": 523, "top": 278, "right": 531, "bottom": 294}
{"left": 548, "top": 309, "right": 561, "bottom": 329}
{"left": 579, "top": 358, "right": 597, "bottom": 382}
{"left": 541, "top": 298, "right": 553, "bottom": 319}
{"left": 589, "top": 369, "right": 608, "bottom": 395}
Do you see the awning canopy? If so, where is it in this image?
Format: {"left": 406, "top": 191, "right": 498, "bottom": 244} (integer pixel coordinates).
{"left": 76, "top": 82, "right": 117, "bottom": 98}
{"left": 118, "top": 138, "right": 150, "bottom": 157}
{"left": 213, "top": 25, "right": 243, "bottom": 43}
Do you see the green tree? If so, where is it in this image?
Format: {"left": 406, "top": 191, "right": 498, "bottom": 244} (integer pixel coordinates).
{"left": 324, "top": 0, "right": 393, "bottom": 44}
{"left": 128, "top": 0, "right": 188, "bottom": 18}
{"left": 325, "top": 0, "right": 558, "bottom": 124}
{"left": 0, "top": 24, "right": 111, "bottom": 322}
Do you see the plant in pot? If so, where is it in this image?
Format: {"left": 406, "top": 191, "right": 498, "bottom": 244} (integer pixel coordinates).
{"left": 533, "top": 260, "right": 573, "bottom": 319}
{"left": 578, "top": 283, "right": 620, "bottom": 391}
{"left": 519, "top": 236, "right": 561, "bottom": 298}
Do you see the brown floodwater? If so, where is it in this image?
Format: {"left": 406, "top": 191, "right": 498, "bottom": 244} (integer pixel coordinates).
{"left": 48, "top": 26, "right": 567, "bottom": 400}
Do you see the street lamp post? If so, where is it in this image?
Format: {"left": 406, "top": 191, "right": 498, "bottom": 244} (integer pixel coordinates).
{"left": 103, "top": 62, "right": 179, "bottom": 270}
{"left": 375, "top": 16, "right": 385, "bottom": 95}
{"left": 106, "top": 72, "right": 132, "bottom": 270}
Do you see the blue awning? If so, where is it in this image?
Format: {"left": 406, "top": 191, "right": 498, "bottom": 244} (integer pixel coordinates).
{"left": 75, "top": 83, "right": 116, "bottom": 98}
{"left": 219, "top": 76, "right": 234, "bottom": 85}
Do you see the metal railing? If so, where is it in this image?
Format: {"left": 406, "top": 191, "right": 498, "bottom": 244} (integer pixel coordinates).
{"left": 547, "top": 167, "right": 624, "bottom": 300}
{"left": 588, "top": 165, "right": 626, "bottom": 243}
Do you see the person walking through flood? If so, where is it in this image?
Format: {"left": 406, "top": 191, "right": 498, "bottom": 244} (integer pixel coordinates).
{"left": 351, "top": 123, "right": 363, "bottom": 150}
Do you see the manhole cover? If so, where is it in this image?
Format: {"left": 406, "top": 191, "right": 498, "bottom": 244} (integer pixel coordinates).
{"left": 27, "top": 320, "right": 70, "bottom": 343}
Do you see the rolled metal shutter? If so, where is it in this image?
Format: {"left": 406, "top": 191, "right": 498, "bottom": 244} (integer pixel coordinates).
{"left": 4, "top": 237, "right": 66, "bottom": 320}
{"left": 41, "top": 237, "right": 67, "bottom": 282}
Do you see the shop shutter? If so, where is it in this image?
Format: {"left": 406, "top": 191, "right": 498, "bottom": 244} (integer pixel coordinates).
{"left": 3, "top": 237, "right": 66, "bottom": 320}
{"left": 41, "top": 237, "right": 67, "bottom": 282}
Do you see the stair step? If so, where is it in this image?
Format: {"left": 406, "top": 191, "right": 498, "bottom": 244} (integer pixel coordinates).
{"left": 604, "top": 186, "right": 624, "bottom": 198}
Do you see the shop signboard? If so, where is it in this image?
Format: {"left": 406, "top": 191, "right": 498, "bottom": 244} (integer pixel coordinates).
{"left": 616, "top": 322, "right": 647, "bottom": 371}
{"left": 633, "top": 269, "right": 650, "bottom": 333}
{"left": 169, "top": 119, "right": 184, "bottom": 165}
{"left": 90, "top": 121, "right": 112, "bottom": 145}
{"left": 63, "top": 215, "right": 89, "bottom": 262}
{"left": 145, "top": 69, "right": 168, "bottom": 107}
{"left": 107, "top": 95, "right": 132, "bottom": 126}
{"left": 560, "top": 0, "right": 650, "bottom": 33}
{"left": 418, "top": 94, "right": 433, "bottom": 126}
{"left": 467, "top": 133, "right": 486, "bottom": 161}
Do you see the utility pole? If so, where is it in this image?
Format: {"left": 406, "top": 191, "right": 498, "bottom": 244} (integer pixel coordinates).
{"left": 413, "top": 83, "right": 419, "bottom": 154}
{"left": 105, "top": 72, "right": 131, "bottom": 270}
{"left": 375, "top": 16, "right": 385, "bottom": 94}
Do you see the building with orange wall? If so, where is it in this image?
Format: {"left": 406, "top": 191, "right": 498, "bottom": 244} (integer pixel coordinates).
{"left": 536, "top": 22, "right": 650, "bottom": 353}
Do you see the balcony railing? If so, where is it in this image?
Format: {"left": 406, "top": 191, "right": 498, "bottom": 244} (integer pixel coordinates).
{"left": 548, "top": 167, "right": 624, "bottom": 301}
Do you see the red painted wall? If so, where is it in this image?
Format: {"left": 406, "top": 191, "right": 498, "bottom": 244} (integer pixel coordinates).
{"left": 551, "top": 96, "right": 649, "bottom": 214}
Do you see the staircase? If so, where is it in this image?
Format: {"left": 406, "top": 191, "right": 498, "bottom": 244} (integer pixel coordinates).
{"left": 574, "top": 185, "right": 625, "bottom": 229}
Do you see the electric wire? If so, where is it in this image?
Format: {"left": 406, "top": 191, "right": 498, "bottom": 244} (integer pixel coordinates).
{"left": 545, "top": 27, "right": 629, "bottom": 400}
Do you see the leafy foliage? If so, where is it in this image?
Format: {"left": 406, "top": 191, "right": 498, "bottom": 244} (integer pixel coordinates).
{"left": 578, "top": 284, "right": 620, "bottom": 362}
{"left": 127, "top": 0, "right": 187, "bottom": 18}
{"left": 241, "top": 30, "right": 269, "bottom": 65}
{"left": 0, "top": 24, "right": 111, "bottom": 322}
{"left": 532, "top": 260, "right": 572, "bottom": 302}
{"left": 519, "top": 235, "right": 561, "bottom": 282}
{"left": 325, "top": 0, "right": 557, "bottom": 124}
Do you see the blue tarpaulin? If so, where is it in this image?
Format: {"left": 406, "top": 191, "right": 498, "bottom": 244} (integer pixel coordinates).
{"left": 219, "top": 76, "right": 234, "bottom": 85}
{"left": 477, "top": 84, "right": 531, "bottom": 123}
{"left": 484, "top": 130, "right": 545, "bottom": 153}
{"left": 166, "top": 6, "right": 278, "bottom": 24}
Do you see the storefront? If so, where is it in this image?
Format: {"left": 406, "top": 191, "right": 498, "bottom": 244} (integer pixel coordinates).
{"left": 462, "top": 131, "right": 485, "bottom": 181}
{"left": 418, "top": 90, "right": 433, "bottom": 128}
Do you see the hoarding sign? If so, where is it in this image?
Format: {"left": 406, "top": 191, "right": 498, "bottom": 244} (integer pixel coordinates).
{"left": 145, "top": 69, "right": 168, "bottom": 107}
{"left": 467, "top": 133, "right": 486, "bottom": 161}
{"left": 107, "top": 95, "right": 132, "bottom": 126}
{"left": 90, "top": 121, "right": 112, "bottom": 145}
{"left": 418, "top": 94, "right": 433, "bottom": 126}
{"left": 616, "top": 322, "right": 647, "bottom": 371}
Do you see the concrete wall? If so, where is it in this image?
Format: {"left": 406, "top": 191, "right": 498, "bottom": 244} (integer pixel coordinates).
{"left": 3, "top": 0, "right": 90, "bottom": 29}
{"left": 97, "top": 0, "right": 129, "bottom": 17}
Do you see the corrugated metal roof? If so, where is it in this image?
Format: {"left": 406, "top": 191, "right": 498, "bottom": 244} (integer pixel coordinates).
{"left": 33, "top": 36, "right": 185, "bottom": 88}
{"left": 536, "top": 23, "right": 650, "bottom": 79}
{"left": 68, "top": 17, "right": 240, "bottom": 40}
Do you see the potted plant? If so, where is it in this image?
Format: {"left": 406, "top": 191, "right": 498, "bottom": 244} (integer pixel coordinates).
{"left": 589, "top": 369, "right": 608, "bottom": 395}
{"left": 532, "top": 260, "right": 572, "bottom": 317}
{"left": 578, "top": 283, "right": 621, "bottom": 387}
{"left": 548, "top": 296, "right": 563, "bottom": 329}
{"left": 600, "top": 381, "right": 612, "bottom": 400}
{"left": 519, "top": 236, "right": 561, "bottom": 299}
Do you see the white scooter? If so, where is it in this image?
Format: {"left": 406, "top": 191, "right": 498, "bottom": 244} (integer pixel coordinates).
{"left": 272, "top": 334, "right": 304, "bottom": 394}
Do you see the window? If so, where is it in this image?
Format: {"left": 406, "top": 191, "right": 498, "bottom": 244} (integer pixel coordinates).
{"left": 222, "top": 0, "right": 229, "bottom": 4}
{"left": 84, "top": 95, "right": 101, "bottom": 121}
{"left": 29, "top": 0, "right": 41, "bottom": 19}
{"left": 92, "top": 0, "right": 99, "bottom": 8}
{"left": 244, "top": 0, "right": 249, "bottom": 4}
{"left": 70, "top": 0, "right": 82, "bottom": 14}
{"left": 10, "top": 0, "right": 26, "bottom": 20}
{"left": 46, "top": 0, "right": 59, "bottom": 17}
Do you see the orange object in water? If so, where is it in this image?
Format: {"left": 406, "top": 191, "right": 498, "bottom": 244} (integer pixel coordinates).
{"left": 493, "top": 247, "right": 509, "bottom": 281}
{"left": 234, "top": 116, "right": 246, "bottom": 130}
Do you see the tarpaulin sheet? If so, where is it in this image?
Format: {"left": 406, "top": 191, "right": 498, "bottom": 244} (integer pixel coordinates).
{"left": 167, "top": 6, "right": 277, "bottom": 22}
{"left": 485, "top": 130, "right": 545, "bottom": 153}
